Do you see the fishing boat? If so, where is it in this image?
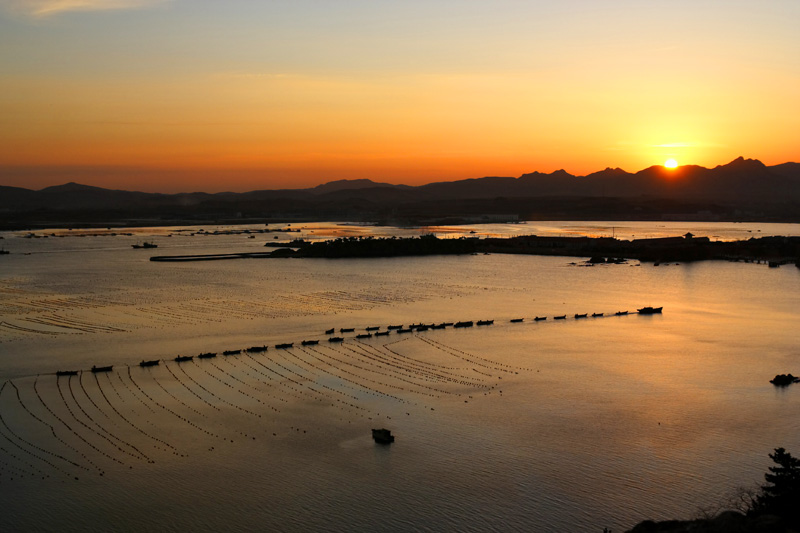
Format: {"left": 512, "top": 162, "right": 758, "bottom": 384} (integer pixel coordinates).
{"left": 91, "top": 365, "right": 113, "bottom": 373}
{"left": 477, "top": 319, "right": 494, "bottom": 326}
{"left": 454, "top": 321, "right": 473, "bottom": 328}
{"left": 56, "top": 370, "right": 79, "bottom": 376}
{"left": 340, "top": 328, "right": 355, "bottom": 333}
{"left": 615, "top": 311, "right": 629, "bottom": 316}
{"left": 174, "top": 355, "right": 193, "bottom": 362}
{"left": 592, "top": 313, "right": 604, "bottom": 317}
{"left": 374, "top": 331, "right": 390, "bottom": 336}
{"left": 365, "top": 326, "right": 380, "bottom": 331}
{"left": 637, "top": 306, "right": 663, "bottom": 314}
{"left": 301, "top": 340, "right": 319, "bottom": 346}
{"left": 416, "top": 325, "right": 429, "bottom": 332}
{"left": 431, "top": 323, "right": 446, "bottom": 329}
{"left": 397, "top": 328, "right": 412, "bottom": 333}
{"left": 440, "top": 322, "right": 454, "bottom": 327}
{"left": 325, "top": 328, "right": 335, "bottom": 335}
{"left": 510, "top": 318, "right": 524, "bottom": 323}
{"left": 246, "top": 346, "right": 267, "bottom": 353}
{"left": 356, "top": 333, "right": 372, "bottom": 339}
{"left": 275, "top": 343, "right": 293, "bottom": 349}
{"left": 372, "top": 428, "right": 395, "bottom": 444}
{"left": 387, "top": 325, "right": 403, "bottom": 330}
{"left": 132, "top": 242, "right": 158, "bottom": 249}
{"left": 534, "top": 316, "right": 547, "bottom": 321}
{"left": 223, "top": 349, "right": 242, "bottom": 355}
{"left": 328, "top": 337, "right": 344, "bottom": 342}
{"left": 554, "top": 315, "right": 566, "bottom": 320}
{"left": 574, "top": 313, "right": 588, "bottom": 319}
{"left": 198, "top": 352, "right": 217, "bottom": 359}
{"left": 139, "top": 360, "right": 159, "bottom": 367}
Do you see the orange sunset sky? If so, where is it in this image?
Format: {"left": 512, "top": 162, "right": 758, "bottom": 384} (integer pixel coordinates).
{"left": 1, "top": 0, "right": 798, "bottom": 193}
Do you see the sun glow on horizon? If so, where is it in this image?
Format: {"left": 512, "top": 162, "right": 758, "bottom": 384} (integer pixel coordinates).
{"left": 664, "top": 159, "right": 679, "bottom": 169}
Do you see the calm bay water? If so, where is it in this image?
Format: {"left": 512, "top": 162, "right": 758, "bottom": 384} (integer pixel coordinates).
{"left": 1, "top": 222, "right": 798, "bottom": 532}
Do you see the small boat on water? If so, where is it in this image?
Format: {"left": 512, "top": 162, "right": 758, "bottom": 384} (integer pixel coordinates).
{"left": 592, "top": 313, "right": 604, "bottom": 317}
{"left": 56, "top": 370, "right": 79, "bottom": 376}
{"left": 340, "top": 328, "right": 355, "bottom": 333}
{"left": 356, "top": 333, "right": 372, "bottom": 339}
{"left": 301, "top": 340, "right": 319, "bottom": 346}
{"left": 397, "top": 328, "right": 413, "bottom": 333}
{"left": 637, "top": 306, "right": 663, "bottom": 314}
{"left": 91, "top": 365, "right": 113, "bottom": 373}
{"left": 365, "top": 326, "right": 380, "bottom": 331}
{"left": 224, "top": 349, "right": 242, "bottom": 355}
{"left": 275, "top": 343, "right": 293, "bottom": 349}
{"left": 174, "top": 355, "right": 193, "bottom": 362}
{"left": 325, "top": 328, "right": 335, "bottom": 335}
{"left": 246, "top": 346, "right": 267, "bottom": 353}
{"left": 574, "top": 313, "right": 588, "bottom": 319}
{"left": 440, "top": 322, "right": 454, "bottom": 327}
{"left": 198, "top": 352, "right": 217, "bottom": 359}
{"left": 139, "top": 360, "right": 159, "bottom": 367}
{"left": 132, "top": 242, "right": 158, "bottom": 249}
{"left": 387, "top": 325, "right": 403, "bottom": 330}
{"left": 477, "top": 319, "right": 494, "bottom": 326}
{"left": 615, "top": 311, "right": 629, "bottom": 316}
{"left": 454, "top": 321, "right": 474, "bottom": 328}
{"left": 372, "top": 428, "right": 395, "bottom": 444}
{"left": 374, "top": 331, "right": 390, "bottom": 336}
{"left": 416, "top": 325, "right": 429, "bottom": 332}
{"left": 328, "top": 336, "right": 344, "bottom": 342}
{"left": 554, "top": 315, "right": 566, "bottom": 320}
{"left": 431, "top": 323, "right": 446, "bottom": 329}
{"left": 510, "top": 318, "right": 524, "bottom": 323}
{"left": 534, "top": 316, "right": 547, "bottom": 321}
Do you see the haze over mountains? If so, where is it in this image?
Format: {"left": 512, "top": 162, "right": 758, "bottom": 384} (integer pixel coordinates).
{"left": 2, "top": 157, "right": 799, "bottom": 229}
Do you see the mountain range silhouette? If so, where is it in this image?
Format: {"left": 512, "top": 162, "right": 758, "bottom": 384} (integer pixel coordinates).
{"left": 1, "top": 157, "right": 798, "bottom": 227}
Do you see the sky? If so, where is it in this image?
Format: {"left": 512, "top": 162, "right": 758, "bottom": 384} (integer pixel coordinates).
{"left": 0, "top": 0, "right": 798, "bottom": 193}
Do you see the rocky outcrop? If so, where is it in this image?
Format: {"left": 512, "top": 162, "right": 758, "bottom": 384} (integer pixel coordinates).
{"left": 627, "top": 511, "right": 788, "bottom": 532}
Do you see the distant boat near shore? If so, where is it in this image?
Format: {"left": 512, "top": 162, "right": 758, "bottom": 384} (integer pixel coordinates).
{"left": 56, "top": 370, "right": 79, "bottom": 376}
{"left": 139, "top": 359, "right": 159, "bottom": 367}
{"left": 132, "top": 242, "right": 157, "bottom": 249}
{"left": 91, "top": 365, "right": 113, "bottom": 373}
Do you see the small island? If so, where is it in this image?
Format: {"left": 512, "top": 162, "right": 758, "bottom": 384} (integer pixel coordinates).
{"left": 770, "top": 374, "right": 800, "bottom": 386}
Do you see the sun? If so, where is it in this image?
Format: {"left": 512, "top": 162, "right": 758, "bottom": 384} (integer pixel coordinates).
{"left": 664, "top": 158, "right": 678, "bottom": 169}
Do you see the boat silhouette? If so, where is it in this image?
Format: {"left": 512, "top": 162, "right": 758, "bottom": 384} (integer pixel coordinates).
{"left": 637, "top": 306, "right": 663, "bottom": 314}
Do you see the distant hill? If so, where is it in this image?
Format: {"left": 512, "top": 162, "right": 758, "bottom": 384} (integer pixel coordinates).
{"left": 2, "top": 157, "right": 799, "bottom": 228}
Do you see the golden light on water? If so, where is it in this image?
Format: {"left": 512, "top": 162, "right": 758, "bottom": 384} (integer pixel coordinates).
{"left": 664, "top": 159, "right": 678, "bottom": 169}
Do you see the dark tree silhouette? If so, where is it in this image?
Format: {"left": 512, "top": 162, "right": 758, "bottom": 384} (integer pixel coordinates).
{"left": 751, "top": 447, "right": 800, "bottom": 526}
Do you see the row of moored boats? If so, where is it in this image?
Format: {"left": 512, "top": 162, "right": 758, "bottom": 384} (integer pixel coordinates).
{"left": 54, "top": 307, "right": 662, "bottom": 376}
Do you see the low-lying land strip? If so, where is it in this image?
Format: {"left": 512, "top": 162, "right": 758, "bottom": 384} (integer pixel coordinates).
{"left": 149, "top": 234, "right": 800, "bottom": 264}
